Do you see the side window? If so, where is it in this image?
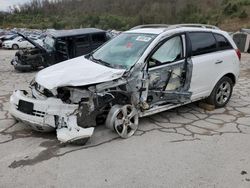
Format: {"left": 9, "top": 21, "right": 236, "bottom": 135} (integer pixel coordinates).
{"left": 189, "top": 32, "right": 217, "bottom": 56}
{"left": 214, "top": 33, "right": 232, "bottom": 50}
{"left": 92, "top": 33, "right": 106, "bottom": 44}
{"left": 149, "top": 36, "right": 183, "bottom": 67}
{"left": 56, "top": 38, "right": 68, "bottom": 53}
{"left": 75, "top": 36, "right": 90, "bottom": 46}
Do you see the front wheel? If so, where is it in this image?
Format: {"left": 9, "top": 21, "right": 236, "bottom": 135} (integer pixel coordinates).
{"left": 106, "top": 104, "right": 139, "bottom": 138}
{"left": 206, "top": 76, "right": 233, "bottom": 108}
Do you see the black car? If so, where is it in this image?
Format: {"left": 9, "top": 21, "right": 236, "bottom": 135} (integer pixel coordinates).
{"left": 11, "top": 28, "right": 110, "bottom": 71}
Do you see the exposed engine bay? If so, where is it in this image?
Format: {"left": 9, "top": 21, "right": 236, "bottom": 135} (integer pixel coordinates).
{"left": 11, "top": 48, "right": 47, "bottom": 71}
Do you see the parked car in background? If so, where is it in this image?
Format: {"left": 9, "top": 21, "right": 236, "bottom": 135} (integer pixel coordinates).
{"left": 2, "top": 36, "right": 36, "bottom": 49}
{"left": 11, "top": 28, "right": 110, "bottom": 71}
{"left": 9, "top": 24, "right": 240, "bottom": 144}
{"left": 0, "top": 34, "right": 18, "bottom": 48}
{"left": 0, "top": 29, "right": 5, "bottom": 37}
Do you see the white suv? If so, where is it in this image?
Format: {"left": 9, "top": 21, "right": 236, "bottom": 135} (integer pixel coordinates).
{"left": 9, "top": 24, "right": 240, "bottom": 144}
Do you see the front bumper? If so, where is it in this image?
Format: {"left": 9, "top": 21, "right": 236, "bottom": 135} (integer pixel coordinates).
{"left": 10, "top": 90, "right": 79, "bottom": 132}
{"left": 11, "top": 60, "right": 34, "bottom": 72}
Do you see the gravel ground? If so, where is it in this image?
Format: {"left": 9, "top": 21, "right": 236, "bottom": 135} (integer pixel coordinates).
{"left": 0, "top": 49, "right": 250, "bottom": 188}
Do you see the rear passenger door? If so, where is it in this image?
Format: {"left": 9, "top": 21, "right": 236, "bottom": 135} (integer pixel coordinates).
{"left": 188, "top": 32, "right": 219, "bottom": 99}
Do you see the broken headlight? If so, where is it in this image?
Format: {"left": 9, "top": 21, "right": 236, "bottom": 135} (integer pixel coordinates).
{"left": 31, "top": 80, "right": 54, "bottom": 98}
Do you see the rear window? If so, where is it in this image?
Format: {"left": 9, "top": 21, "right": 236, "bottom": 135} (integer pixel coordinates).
{"left": 189, "top": 32, "right": 217, "bottom": 56}
{"left": 214, "top": 33, "right": 232, "bottom": 50}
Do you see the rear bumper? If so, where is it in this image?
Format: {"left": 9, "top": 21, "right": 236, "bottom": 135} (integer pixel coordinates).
{"left": 9, "top": 90, "right": 79, "bottom": 132}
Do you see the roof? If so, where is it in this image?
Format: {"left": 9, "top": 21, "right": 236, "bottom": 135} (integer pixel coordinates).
{"left": 48, "top": 28, "right": 106, "bottom": 38}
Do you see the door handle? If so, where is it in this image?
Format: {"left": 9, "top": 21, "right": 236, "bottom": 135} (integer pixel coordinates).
{"left": 215, "top": 60, "right": 223, "bottom": 64}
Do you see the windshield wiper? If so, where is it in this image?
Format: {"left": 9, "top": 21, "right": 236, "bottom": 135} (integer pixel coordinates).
{"left": 89, "top": 54, "right": 113, "bottom": 68}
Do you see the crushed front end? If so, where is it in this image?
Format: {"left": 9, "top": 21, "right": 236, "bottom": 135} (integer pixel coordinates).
{"left": 11, "top": 49, "right": 46, "bottom": 71}
{"left": 9, "top": 84, "right": 95, "bottom": 144}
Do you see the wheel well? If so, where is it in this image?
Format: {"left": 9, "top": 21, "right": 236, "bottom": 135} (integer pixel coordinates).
{"left": 223, "top": 73, "right": 236, "bottom": 85}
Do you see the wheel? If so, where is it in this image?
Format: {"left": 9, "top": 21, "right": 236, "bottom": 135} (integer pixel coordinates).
{"left": 206, "top": 76, "right": 233, "bottom": 108}
{"left": 12, "top": 44, "right": 19, "bottom": 50}
{"left": 105, "top": 104, "right": 139, "bottom": 138}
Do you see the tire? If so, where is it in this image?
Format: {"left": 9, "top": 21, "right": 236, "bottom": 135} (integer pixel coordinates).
{"left": 12, "top": 44, "right": 19, "bottom": 50}
{"left": 206, "top": 76, "right": 233, "bottom": 108}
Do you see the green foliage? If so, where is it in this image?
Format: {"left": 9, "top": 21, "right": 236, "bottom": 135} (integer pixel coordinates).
{"left": 223, "top": 2, "right": 239, "bottom": 15}
{"left": 238, "top": 10, "right": 248, "bottom": 18}
{"left": 222, "top": 0, "right": 250, "bottom": 18}
{"left": 177, "top": 4, "right": 208, "bottom": 24}
{"left": 238, "top": 0, "right": 250, "bottom": 5}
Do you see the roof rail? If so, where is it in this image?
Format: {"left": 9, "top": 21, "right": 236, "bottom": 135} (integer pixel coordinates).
{"left": 167, "top": 24, "right": 220, "bottom": 30}
{"left": 130, "top": 24, "right": 169, "bottom": 30}
{"left": 130, "top": 24, "right": 220, "bottom": 31}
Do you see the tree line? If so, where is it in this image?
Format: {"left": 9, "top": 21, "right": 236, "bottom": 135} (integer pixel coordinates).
{"left": 0, "top": 0, "right": 249, "bottom": 30}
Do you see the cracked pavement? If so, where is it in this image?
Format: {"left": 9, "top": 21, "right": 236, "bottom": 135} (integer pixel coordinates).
{"left": 0, "top": 49, "right": 250, "bottom": 188}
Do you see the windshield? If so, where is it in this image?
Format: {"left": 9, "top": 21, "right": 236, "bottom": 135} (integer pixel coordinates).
{"left": 91, "top": 33, "right": 156, "bottom": 69}
{"left": 44, "top": 35, "right": 55, "bottom": 51}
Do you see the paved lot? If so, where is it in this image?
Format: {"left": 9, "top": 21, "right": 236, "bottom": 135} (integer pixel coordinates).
{"left": 0, "top": 49, "right": 250, "bottom": 188}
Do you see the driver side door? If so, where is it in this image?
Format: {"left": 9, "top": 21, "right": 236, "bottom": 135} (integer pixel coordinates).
{"left": 146, "top": 34, "right": 192, "bottom": 106}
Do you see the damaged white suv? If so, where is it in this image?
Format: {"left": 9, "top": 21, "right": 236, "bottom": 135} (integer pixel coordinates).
{"left": 10, "top": 24, "right": 240, "bottom": 144}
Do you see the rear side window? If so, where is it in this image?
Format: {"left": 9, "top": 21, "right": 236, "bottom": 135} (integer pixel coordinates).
{"left": 92, "top": 33, "right": 106, "bottom": 44}
{"left": 75, "top": 35, "right": 90, "bottom": 46}
{"left": 214, "top": 33, "right": 232, "bottom": 50}
{"left": 189, "top": 32, "right": 217, "bottom": 56}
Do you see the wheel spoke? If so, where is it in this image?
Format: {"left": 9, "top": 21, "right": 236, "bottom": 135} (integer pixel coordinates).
{"left": 129, "top": 123, "right": 137, "bottom": 130}
{"left": 216, "top": 91, "right": 222, "bottom": 101}
{"left": 127, "top": 107, "right": 137, "bottom": 120}
{"left": 120, "top": 124, "right": 128, "bottom": 137}
{"left": 122, "top": 106, "right": 128, "bottom": 116}
{"left": 115, "top": 119, "right": 123, "bottom": 127}
{"left": 219, "top": 95, "right": 224, "bottom": 104}
{"left": 220, "top": 84, "right": 225, "bottom": 91}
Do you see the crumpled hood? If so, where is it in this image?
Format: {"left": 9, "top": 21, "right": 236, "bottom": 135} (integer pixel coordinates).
{"left": 36, "top": 56, "right": 126, "bottom": 90}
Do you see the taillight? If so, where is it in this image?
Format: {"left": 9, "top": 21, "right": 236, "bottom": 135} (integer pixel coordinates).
{"left": 236, "top": 49, "right": 241, "bottom": 61}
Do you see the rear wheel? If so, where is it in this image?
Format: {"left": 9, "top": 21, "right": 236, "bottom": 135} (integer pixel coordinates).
{"left": 12, "top": 44, "right": 19, "bottom": 50}
{"left": 206, "top": 76, "right": 233, "bottom": 108}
